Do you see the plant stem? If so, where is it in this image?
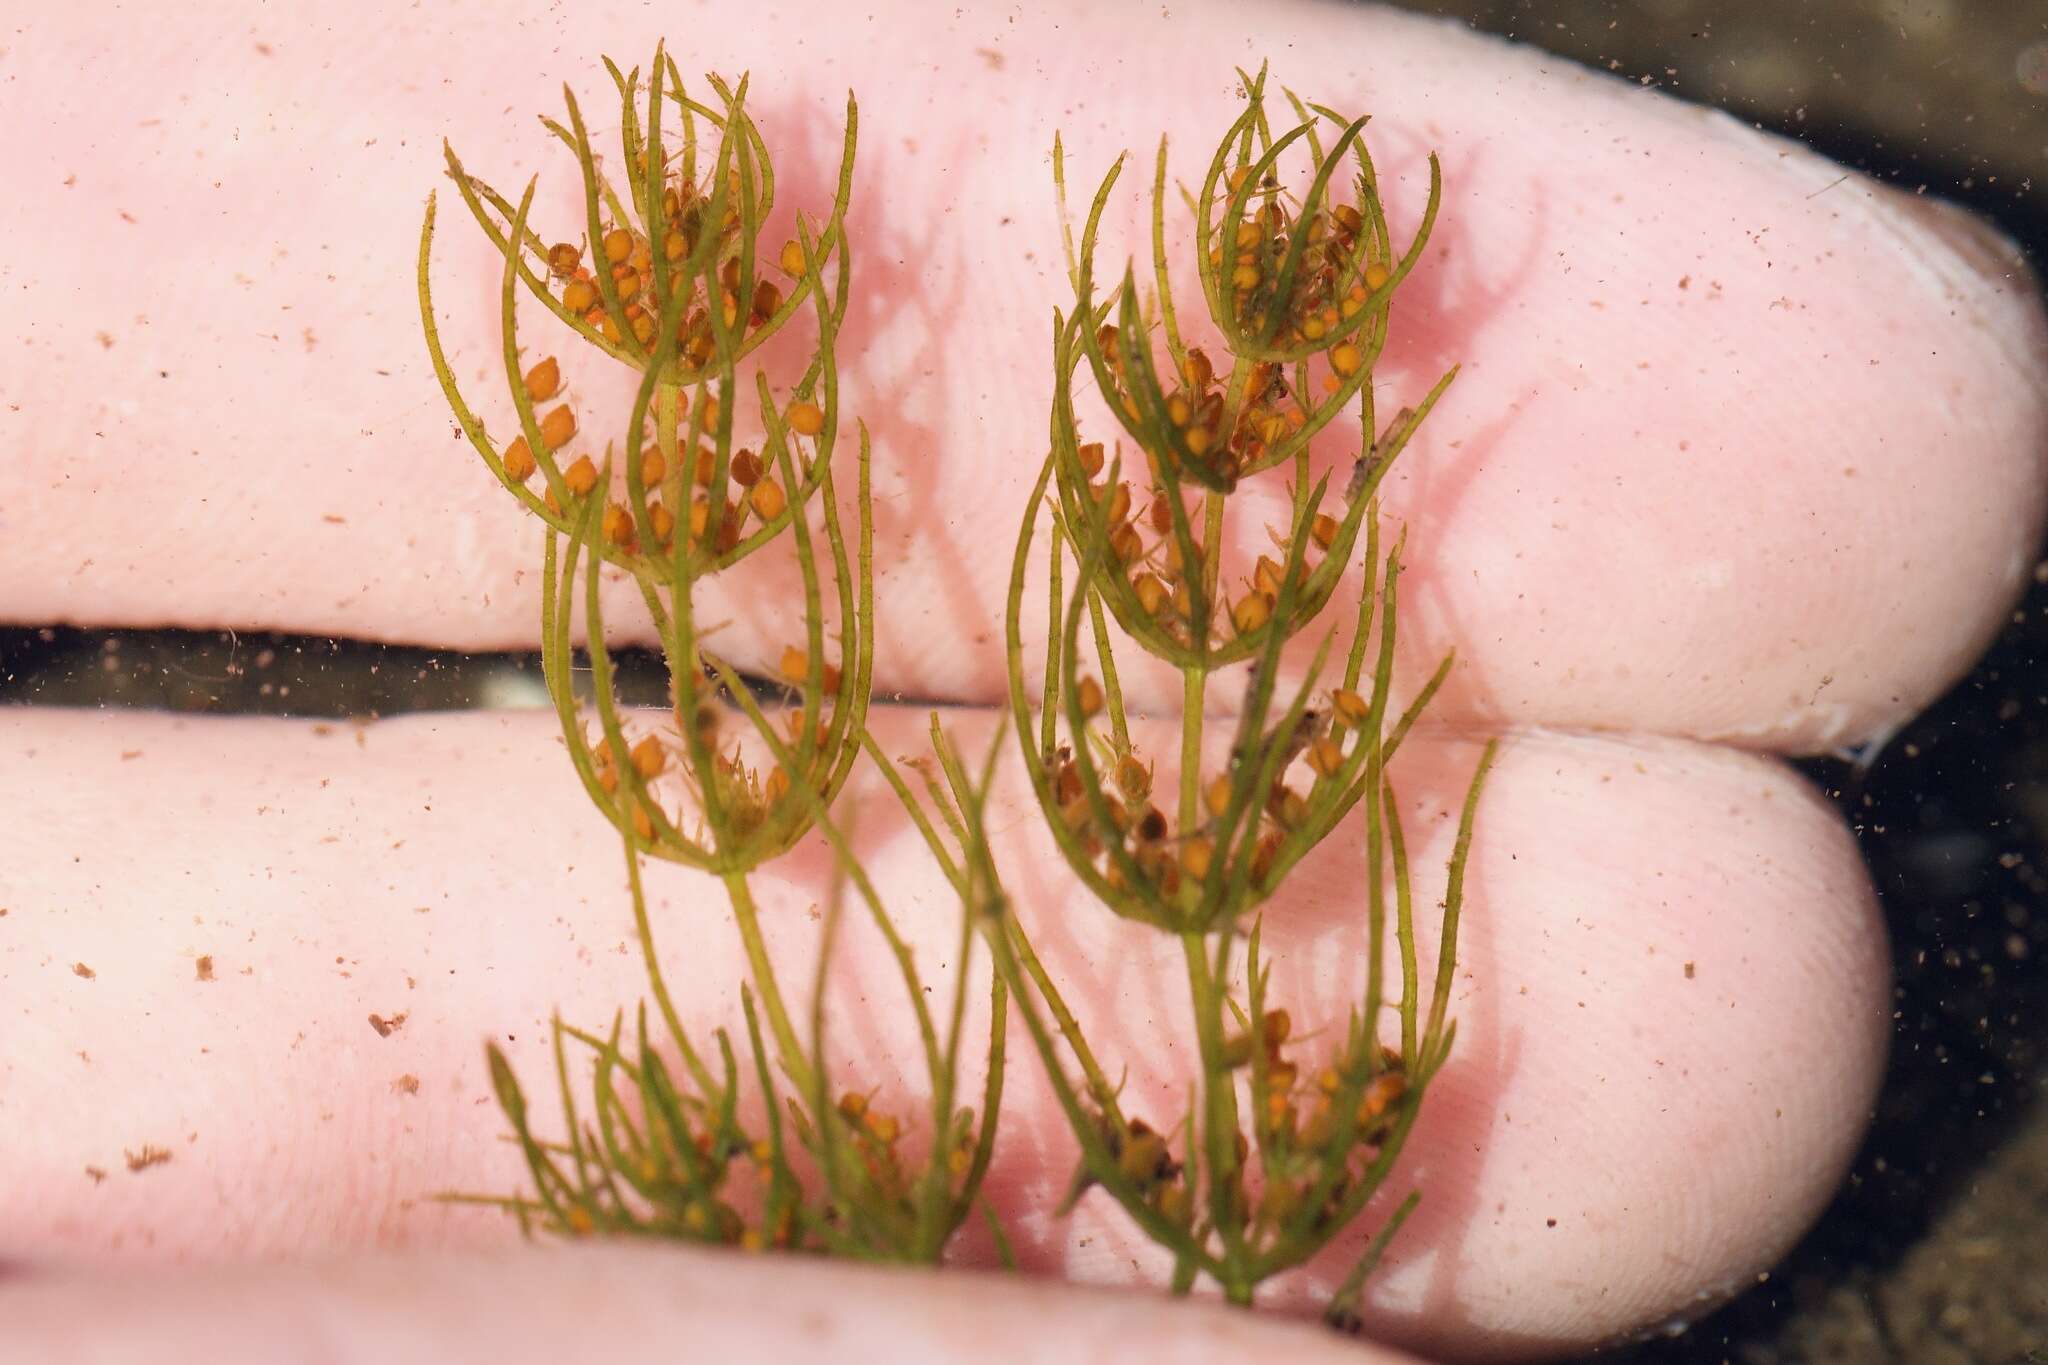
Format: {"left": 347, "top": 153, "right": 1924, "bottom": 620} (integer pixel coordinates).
{"left": 1179, "top": 664, "right": 1207, "bottom": 835}
{"left": 1200, "top": 489, "right": 1227, "bottom": 613}
{"left": 624, "top": 839, "right": 716, "bottom": 1098}
{"left": 725, "top": 870, "right": 815, "bottom": 1098}
{"left": 1184, "top": 929, "right": 1246, "bottom": 1283}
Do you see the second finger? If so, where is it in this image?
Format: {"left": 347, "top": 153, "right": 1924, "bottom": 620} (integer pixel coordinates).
{"left": 0, "top": 703, "right": 1887, "bottom": 1358}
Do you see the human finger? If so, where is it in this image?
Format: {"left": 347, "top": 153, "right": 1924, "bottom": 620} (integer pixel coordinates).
{"left": 0, "top": 1244, "right": 1422, "bottom": 1365}
{"left": 4, "top": 0, "right": 2041, "bottom": 751}
{"left": 0, "top": 705, "right": 1887, "bottom": 1358}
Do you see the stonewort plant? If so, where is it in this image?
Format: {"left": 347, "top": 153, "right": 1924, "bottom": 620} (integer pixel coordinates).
{"left": 413, "top": 42, "right": 1493, "bottom": 1331}
{"left": 416, "top": 47, "right": 1007, "bottom": 1263}
{"left": 997, "top": 66, "right": 1497, "bottom": 1321}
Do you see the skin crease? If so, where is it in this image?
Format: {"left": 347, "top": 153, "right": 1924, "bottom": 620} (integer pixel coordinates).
{"left": 0, "top": 0, "right": 2040, "bottom": 1360}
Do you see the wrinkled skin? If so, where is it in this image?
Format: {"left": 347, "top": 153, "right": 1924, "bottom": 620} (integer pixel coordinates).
{"left": 1, "top": 1, "right": 2043, "bottom": 1361}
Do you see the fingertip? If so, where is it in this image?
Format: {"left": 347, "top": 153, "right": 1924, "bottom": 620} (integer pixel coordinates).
{"left": 1355, "top": 731, "right": 1891, "bottom": 1357}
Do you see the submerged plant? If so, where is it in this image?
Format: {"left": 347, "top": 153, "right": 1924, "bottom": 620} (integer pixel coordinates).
{"left": 416, "top": 47, "right": 1003, "bottom": 1263}
{"left": 414, "top": 44, "right": 1491, "bottom": 1333}
{"left": 994, "top": 67, "right": 1497, "bottom": 1320}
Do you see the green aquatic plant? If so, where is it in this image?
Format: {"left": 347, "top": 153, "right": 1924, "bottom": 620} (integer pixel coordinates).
{"left": 993, "top": 66, "right": 1497, "bottom": 1320}
{"left": 416, "top": 47, "right": 1003, "bottom": 1262}
{"left": 413, "top": 44, "right": 1491, "bottom": 1330}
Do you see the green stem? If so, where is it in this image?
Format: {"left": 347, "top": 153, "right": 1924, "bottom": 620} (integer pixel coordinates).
{"left": 1087, "top": 586, "right": 1131, "bottom": 756}
{"left": 1200, "top": 489, "right": 1227, "bottom": 618}
{"left": 1183, "top": 930, "right": 1245, "bottom": 1279}
{"left": 1178, "top": 665, "right": 1207, "bottom": 835}
{"left": 624, "top": 841, "right": 716, "bottom": 1098}
{"left": 1005, "top": 915, "right": 1121, "bottom": 1126}
{"left": 725, "top": 871, "right": 815, "bottom": 1098}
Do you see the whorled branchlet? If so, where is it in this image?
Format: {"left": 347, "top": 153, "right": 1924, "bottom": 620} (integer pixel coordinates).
{"left": 424, "top": 41, "right": 868, "bottom": 875}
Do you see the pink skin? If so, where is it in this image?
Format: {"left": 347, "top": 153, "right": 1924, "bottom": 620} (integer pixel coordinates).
{"left": 0, "top": 0, "right": 2041, "bottom": 1360}
{"left": 3, "top": 710, "right": 1884, "bottom": 1362}
{"left": 3, "top": 0, "right": 2041, "bottom": 749}
{"left": 0, "top": 1245, "right": 1428, "bottom": 1365}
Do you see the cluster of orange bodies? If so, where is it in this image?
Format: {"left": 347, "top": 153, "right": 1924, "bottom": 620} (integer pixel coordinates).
{"left": 1055, "top": 679, "right": 1373, "bottom": 907}
{"left": 499, "top": 357, "right": 822, "bottom": 560}
{"left": 1108, "top": 1006, "right": 1411, "bottom": 1233}
{"left": 584, "top": 708, "right": 799, "bottom": 846}
{"left": 491, "top": 176, "right": 824, "bottom": 564}
{"left": 1077, "top": 422, "right": 1350, "bottom": 650}
{"left": 558, "top": 1084, "right": 965, "bottom": 1254}
{"left": 1078, "top": 168, "right": 1393, "bottom": 650}
{"left": 548, "top": 172, "right": 800, "bottom": 356}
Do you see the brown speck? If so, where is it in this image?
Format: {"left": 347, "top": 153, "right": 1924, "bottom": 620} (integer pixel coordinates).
{"left": 85, "top": 1166, "right": 107, "bottom": 1184}
{"left": 195, "top": 955, "right": 215, "bottom": 982}
{"left": 255, "top": 41, "right": 273, "bottom": 55}
{"left": 95, "top": 331, "right": 116, "bottom": 349}
{"left": 125, "top": 1145, "right": 172, "bottom": 1172}
{"left": 1678, "top": 275, "right": 1691, "bottom": 289}
{"left": 1684, "top": 961, "right": 1696, "bottom": 979}
{"left": 302, "top": 327, "right": 317, "bottom": 352}
{"left": 118, "top": 210, "right": 137, "bottom": 224}
{"left": 120, "top": 749, "right": 143, "bottom": 761}
{"left": 974, "top": 46, "right": 1004, "bottom": 69}
{"left": 369, "top": 1011, "right": 409, "bottom": 1038}
{"left": 392, "top": 1074, "right": 421, "bottom": 1096}
{"left": 322, "top": 514, "right": 347, "bottom": 525}
{"left": 73, "top": 962, "right": 96, "bottom": 980}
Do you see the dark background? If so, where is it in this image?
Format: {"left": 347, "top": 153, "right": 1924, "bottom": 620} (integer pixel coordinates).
{"left": 1388, "top": 4, "right": 2048, "bottom": 1362}
{"left": 3, "top": 2, "right": 2045, "bottom": 1360}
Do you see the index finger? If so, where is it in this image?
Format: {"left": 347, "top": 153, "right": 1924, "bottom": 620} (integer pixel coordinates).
{"left": 3, "top": 0, "right": 2041, "bottom": 751}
